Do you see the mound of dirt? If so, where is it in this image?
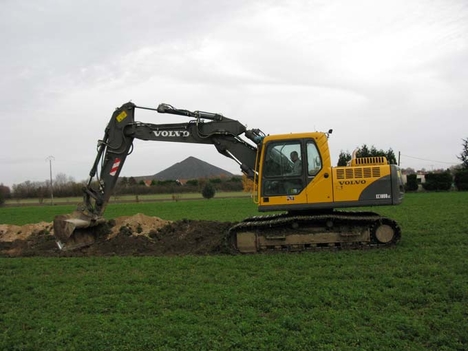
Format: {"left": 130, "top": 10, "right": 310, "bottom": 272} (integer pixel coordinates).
{"left": 0, "top": 214, "right": 234, "bottom": 257}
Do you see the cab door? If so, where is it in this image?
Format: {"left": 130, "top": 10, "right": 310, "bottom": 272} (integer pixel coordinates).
{"left": 304, "top": 140, "right": 334, "bottom": 205}
{"left": 260, "top": 140, "right": 305, "bottom": 198}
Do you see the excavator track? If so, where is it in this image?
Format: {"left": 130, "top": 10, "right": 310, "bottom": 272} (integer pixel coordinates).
{"left": 228, "top": 211, "right": 401, "bottom": 253}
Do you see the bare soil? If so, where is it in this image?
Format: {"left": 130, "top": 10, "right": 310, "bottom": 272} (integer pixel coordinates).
{"left": 0, "top": 214, "right": 234, "bottom": 257}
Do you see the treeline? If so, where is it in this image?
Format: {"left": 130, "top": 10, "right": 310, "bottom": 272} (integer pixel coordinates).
{"left": 405, "top": 136, "right": 468, "bottom": 192}
{"left": 0, "top": 184, "right": 10, "bottom": 206}
{"left": 9, "top": 180, "right": 83, "bottom": 199}
{"left": 0, "top": 175, "right": 246, "bottom": 203}
{"left": 405, "top": 169, "right": 468, "bottom": 192}
{"left": 114, "top": 176, "right": 244, "bottom": 196}
{"left": 338, "top": 145, "right": 397, "bottom": 166}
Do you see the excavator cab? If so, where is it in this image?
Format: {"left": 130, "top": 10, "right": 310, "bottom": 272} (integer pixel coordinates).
{"left": 260, "top": 137, "right": 323, "bottom": 198}
{"left": 257, "top": 132, "right": 334, "bottom": 212}
{"left": 256, "top": 131, "right": 404, "bottom": 214}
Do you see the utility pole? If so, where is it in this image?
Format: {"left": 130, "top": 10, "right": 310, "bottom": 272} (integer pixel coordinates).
{"left": 46, "top": 156, "right": 55, "bottom": 205}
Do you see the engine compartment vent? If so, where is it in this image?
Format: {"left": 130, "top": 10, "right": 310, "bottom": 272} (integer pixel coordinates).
{"left": 351, "top": 156, "right": 388, "bottom": 166}
{"left": 336, "top": 167, "right": 381, "bottom": 180}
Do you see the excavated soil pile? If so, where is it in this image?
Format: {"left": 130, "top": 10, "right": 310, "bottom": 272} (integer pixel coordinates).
{"left": 0, "top": 214, "right": 234, "bottom": 257}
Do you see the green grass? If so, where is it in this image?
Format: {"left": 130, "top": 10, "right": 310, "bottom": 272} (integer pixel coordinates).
{"left": 1, "top": 192, "right": 468, "bottom": 350}
{"left": 0, "top": 197, "right": 258, "bottom": 225}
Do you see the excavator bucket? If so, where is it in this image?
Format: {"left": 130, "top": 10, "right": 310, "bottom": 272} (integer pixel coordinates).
{"left": 53, "top": 211, "right": 107, "bottom": 251}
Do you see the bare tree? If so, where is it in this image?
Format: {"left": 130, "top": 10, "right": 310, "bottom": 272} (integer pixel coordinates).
{"left": 457, "top": 138, "right": 468, "bottom": 169}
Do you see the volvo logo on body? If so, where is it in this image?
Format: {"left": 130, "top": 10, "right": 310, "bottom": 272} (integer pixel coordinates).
{"left": 339, "top": 180, "right": 367, "bottom": 186}
{"left": 153, "top": 130, "right": 190, "bottom": 137}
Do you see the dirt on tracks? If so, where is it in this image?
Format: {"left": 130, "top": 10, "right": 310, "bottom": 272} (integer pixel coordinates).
{"left": 0, "top": 214, "right": 234, "bottom": 257}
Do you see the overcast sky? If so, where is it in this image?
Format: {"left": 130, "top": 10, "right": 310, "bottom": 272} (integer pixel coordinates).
{"left": 1, "top": 0, "right": 467, "bottom": 187}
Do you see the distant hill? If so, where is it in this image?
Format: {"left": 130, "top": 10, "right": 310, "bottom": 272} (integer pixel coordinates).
{"left": 137, "top": 156, "right": 234, "bottom": 181}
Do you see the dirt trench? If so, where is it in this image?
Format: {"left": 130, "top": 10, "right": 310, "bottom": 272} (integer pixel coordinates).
{"left": 0, "top": 214, "right": 234, "bottom": 257}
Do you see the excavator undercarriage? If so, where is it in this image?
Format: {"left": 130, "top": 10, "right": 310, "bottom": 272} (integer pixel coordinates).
{"left": 229, "top": 212, "right": 401, "bottom": 253}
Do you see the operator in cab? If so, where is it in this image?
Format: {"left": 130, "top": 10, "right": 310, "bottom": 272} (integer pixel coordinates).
{"left": 290, "top": 151, "right": 302, "bottom": 175}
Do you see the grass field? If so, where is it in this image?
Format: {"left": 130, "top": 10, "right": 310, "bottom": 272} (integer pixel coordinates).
{"left": 1, "top": 193, "right": 468, "bottom": 350}
{"left": 3, "top": 191, "right": 250, "bottom": 207}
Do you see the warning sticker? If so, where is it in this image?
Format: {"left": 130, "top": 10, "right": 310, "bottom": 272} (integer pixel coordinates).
{"left": 110, "top": 158, "right": 121, "bottom": 176}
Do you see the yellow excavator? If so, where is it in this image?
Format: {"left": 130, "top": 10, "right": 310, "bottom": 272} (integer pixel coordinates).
{"left": 54, "top": 102, "right": 404, "bottom": 252}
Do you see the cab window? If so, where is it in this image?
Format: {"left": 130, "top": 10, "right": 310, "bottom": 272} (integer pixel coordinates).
{"left": 307, "top": 142, "right": 322, "bottom": 176}
{"left": 262, "top": 142, "right": 303, "bottom": 196}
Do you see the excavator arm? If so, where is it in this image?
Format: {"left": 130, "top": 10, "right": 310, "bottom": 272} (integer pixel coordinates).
{"left": 54, "top": 102, "right": 265, "bottom": 250}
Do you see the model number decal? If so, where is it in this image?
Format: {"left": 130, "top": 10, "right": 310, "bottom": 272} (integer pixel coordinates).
{"left": 376, "top": 194, "right": 391, "bottom": 199}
